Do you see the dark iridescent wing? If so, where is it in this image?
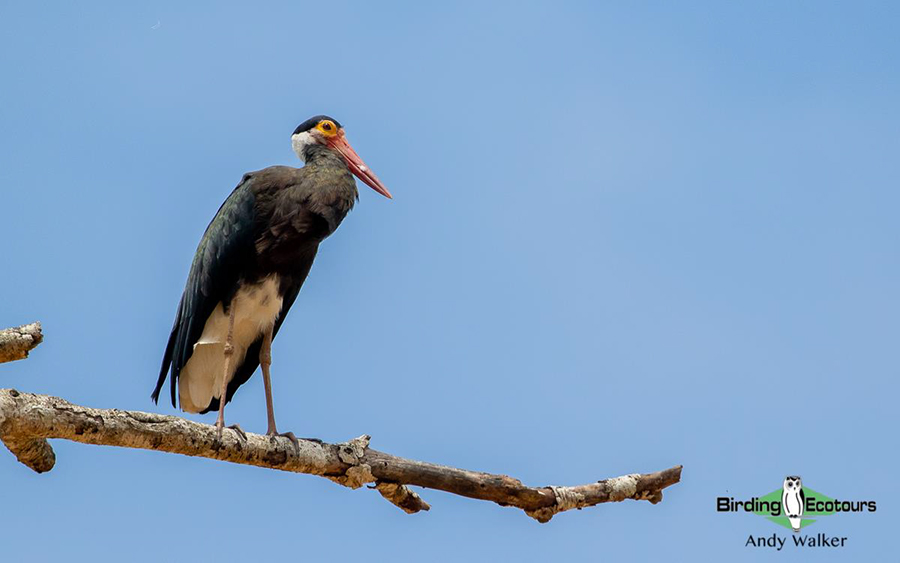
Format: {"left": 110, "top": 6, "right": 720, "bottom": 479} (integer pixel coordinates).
{"left": 152, "top": 176, "right": 258, "bottom": 407}
{"left": 201, "top": 171, "right": 329, "bottom": 412}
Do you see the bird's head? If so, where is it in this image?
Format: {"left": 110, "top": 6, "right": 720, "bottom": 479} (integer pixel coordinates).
{"left": 291, "top": 115, "right": 392, "bottom": 199}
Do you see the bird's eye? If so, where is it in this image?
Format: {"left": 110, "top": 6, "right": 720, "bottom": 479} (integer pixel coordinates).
{"left": 317, "top": 120, "right": 337, "bottom": 136}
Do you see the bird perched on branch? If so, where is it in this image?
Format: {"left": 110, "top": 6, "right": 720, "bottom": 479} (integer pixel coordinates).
{"left": 152, "top": 116, "right": 392, "bottom": 446}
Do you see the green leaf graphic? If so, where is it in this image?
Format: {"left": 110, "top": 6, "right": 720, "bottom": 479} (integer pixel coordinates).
{"left": 752, "top": 485, "right": 837, "bottom": 529}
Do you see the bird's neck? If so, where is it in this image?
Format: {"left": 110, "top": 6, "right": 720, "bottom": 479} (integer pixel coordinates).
{"left": 302, "top": 144, "right": 346, "bottom": 169}
{"left": 299, "top": 145, "right": 359, "bottom": 221}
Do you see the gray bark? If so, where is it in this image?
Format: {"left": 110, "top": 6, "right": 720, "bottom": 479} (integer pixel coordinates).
{"left": 0, "top": 322, "right": 43, "bottom": 364}
{"left": 0, "top": 388, "right": 681, "bottom": 522}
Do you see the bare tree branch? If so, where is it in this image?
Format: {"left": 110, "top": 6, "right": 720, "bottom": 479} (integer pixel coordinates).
{"left": 0, "top": 322, "right": 43, "bottom": 364}
{"left": 0, "top": 388, "right": 681, "bottom": 521}
{"left": 0, "top": 322, "right": 681, "bottom": 520}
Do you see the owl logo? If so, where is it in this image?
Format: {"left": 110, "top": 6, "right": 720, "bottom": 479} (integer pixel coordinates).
{"left": 782, "top": 475, "right": 805, "bottom": 532}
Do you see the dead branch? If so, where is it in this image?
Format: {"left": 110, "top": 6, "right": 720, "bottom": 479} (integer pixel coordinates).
{"left": 0, "top": 322, "right": 43, "bottom": 364}
{"left": 0, "top": 388, "right": 681, "bottom": 521}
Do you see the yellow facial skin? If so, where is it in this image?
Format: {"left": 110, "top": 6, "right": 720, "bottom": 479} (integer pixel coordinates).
{"left": 316, "top": 120, "right": 339, "bottom": 137}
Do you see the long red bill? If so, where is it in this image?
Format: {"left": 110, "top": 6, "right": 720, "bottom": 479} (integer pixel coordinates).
{"left": 328, "top": 131, "right": 393, "bottom": 199}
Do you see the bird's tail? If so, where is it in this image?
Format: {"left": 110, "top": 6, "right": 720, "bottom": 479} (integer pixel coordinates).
{"left": 152, "top": 323, "right": 178, "bottom": 405}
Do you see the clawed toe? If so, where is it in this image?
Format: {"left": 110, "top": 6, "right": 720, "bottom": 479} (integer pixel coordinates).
{"left": 268, "top": 429, "right": 300, "bottom": 454}
{"left": 214, "top": 422, "right": 246, "bottom": 444}
{"left": 228, "top": 424, "right": 247, "bottom": 442}
{"left": 280, "top": 431, "right": 300, "bottom": 453}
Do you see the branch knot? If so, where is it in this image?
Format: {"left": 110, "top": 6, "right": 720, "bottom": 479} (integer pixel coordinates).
{"left": 550, "top": 485, "right": 587, "bottom": 511}
{"left": 328, "top": 434, "right": 375, "bottom": 489}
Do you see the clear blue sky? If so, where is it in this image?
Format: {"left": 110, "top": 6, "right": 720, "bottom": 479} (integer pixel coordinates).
{"left": 1, "top": 2, "right": 897, "bottom": 560}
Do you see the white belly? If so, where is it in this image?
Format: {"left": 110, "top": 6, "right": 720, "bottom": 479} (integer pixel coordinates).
{"left": 179, "top": 276, "right": 283, "bottom": 413}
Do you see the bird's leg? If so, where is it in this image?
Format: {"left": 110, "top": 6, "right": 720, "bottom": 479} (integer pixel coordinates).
{"left": 260, "top": 328, "right": 277, "bottom": 434}
{"left": 215, "top": 305, "right": 236, "bottom": 441}
{"left": 260, "top": 327, "right": 300, "bottom": 453}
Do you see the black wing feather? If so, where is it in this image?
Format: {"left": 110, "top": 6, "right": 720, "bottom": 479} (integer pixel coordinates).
{"left": 196, "top": 197, "right": 326, "bottom": 413}
{"left": 198, "top": 185, "right": 328, "bottom": 412}
{"left": 152, "top": 176, "right": 258, "bottom": 407}
{"left": 154, "top": 161, "right": 349, "bottom": 412}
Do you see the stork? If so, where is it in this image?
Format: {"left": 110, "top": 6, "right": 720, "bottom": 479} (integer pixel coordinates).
{"left": 152, "top": 115, "right": 391, "bottom": 445}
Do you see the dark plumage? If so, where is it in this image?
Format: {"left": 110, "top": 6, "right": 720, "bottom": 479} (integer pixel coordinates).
{"left": 293, "top": 115, "right": 342, "bottom": 136}
{"left": 152, "top": 149, "right": 357, "bottom": 413}
{"left": 152, "top": 116, "right": 390, "bottom": 440}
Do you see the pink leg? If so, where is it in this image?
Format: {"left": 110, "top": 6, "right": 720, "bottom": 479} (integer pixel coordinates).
{"left": 214, "top": 306, "right": 245, "bottom": 441}
{"left": 260, "top": 328, "right": 298, "bottom": 453}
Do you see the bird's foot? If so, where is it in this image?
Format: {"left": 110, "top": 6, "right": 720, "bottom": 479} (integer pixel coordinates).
{"left": 214, "top": 421, "right": 247, "bottom": 444}
{"left": 228, "top": 424, "right": 248, "bottom": 442}
{"left": 267, "top": 429, "right": 300, "bottom": 455}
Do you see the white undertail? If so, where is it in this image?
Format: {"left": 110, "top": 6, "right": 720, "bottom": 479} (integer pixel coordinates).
{"left": 179, "top": 276, "right": 283, "bottom": 413}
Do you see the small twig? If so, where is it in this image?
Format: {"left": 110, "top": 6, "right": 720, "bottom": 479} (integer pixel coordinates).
{"left": 374, "top": 481, "right": 432, "bottom": 514}
{"left": 0, "top": 323, "right": 43, "bottom": 364}
{"left": 0, "top": 389, "right": 681, "bottom": 521}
